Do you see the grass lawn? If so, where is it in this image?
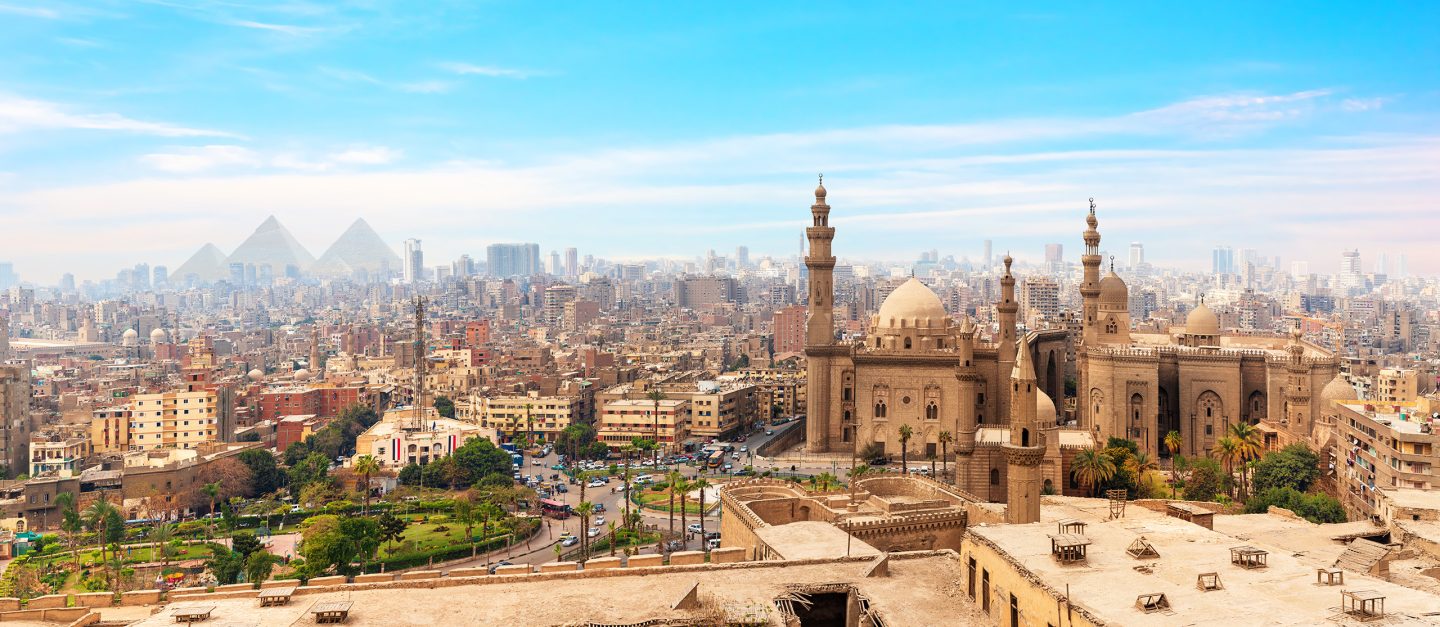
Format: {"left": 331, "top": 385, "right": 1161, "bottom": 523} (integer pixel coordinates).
{"left": 632, "top": 491, "right": 714, "bottom": 515}
{"left": 376, "top": 518, "right": 514, "bottom": 559}
{"left": 34, "top": 543, "right": 214, "bottom": 569}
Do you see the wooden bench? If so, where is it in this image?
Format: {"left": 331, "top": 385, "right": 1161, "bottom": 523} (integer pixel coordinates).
{"left": 311, "top": 600, "right": 354, "bottom": 624}
{"left": 171, "top": 606, "right": 215, "bottom": 623}
{"left": 259, "top": 585, "right": 297, "bottom": 607}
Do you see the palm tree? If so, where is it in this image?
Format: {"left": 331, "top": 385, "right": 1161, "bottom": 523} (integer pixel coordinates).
{"left": 575, "top": 501, "right": 595, "bottom": 560}
{"left": 897, "top": 424, "right": 913, "bottom": 474}
{"left": 1212, "top": 435, "right": 1241, "bottom": 499}
{"left": 607, "top": 521, "right": 619, "bottom": 556}
{"left": 674, "top": 477, "right": 693, "bottom": 553}
{"left": 621, "top": 443, "right": 636, "bottom": 532}
{"left": 354, "top": 455, "right": 380, "bottom": 514}
{"left": 524, "top": 403, "right": 535, "bottom": 447}
{"left": 1070, "top": 448, "right": 1116, "bottom": 497}
{"left": 693, "top": 478, "right": 710, "bottom": 553}
{"left": 202, "top": 481, "right": 222, "bottom": 539}
{"left": 665, "top": 470, "right": 682, "bottom": 539}
{"left": 152, "top": 522, "right": 176, "bottom": 572}
{"left": 1227, "top": 422, "right": 1263, "bottom": 499}
{"left": 646, "top": 389, "right": 668, "bottom": 464}
{"left": 56, "top": 491, "right": 81, "bottom": 569}
{"left": 1127, "top": 452, "right": 1159, "bottom": 496}
{"left": 938, "top": 430, "right": 953, "bottom": 481}
{"left": 454, "top": 498, "right": 478, "bottom": 557}
{"left": 1164, "top": 430, "right": 1183, "bottom": 460}
{"left": 83, "top": 497, "right": 118, "bottom": 591}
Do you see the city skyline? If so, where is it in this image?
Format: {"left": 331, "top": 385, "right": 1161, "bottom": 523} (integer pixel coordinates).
{"left": 1, "top": 2, "right": 1437, "bottom": 282}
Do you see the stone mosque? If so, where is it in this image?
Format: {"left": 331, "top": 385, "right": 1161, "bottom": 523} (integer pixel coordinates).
{"left": 801, "top": 182, "right": 1341, "bottom": 507}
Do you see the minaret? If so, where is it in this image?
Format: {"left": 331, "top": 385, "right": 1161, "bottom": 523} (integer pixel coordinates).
{"left": 309, "top": 326, "right": 322, "bottom": 376}
{"left": 1004, "top": 334, "right": 1044, "bottom": 524}
{"left": 955, "top": 317, "right": 980, "bottom": 458}
{"left": 804, "top": 176, "right": 837, "bottom": 452}
{"left": 996, "top": 254, "right": 1018, "bottom": 422}
{"left": 1079, "top": 198, "right": 1102, "bottom": 346}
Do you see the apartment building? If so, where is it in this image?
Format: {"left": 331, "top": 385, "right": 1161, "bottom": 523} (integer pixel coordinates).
{"left": 90, "top": 405, "right": 132, "bottom": 452}
{"left": 479, "top": 395, "right": 581, "bottom": 443}
{"left": 127, "top": 390, "right": 220, "bottom": 450}
{"left": 598, "top": 398, "right": 690, "bottom": 450}
{"left": 1376, "top": 368, "right": 1420, "bottom": 404}
{"left": 0, "top": 366, "right": 33, "bottom": 475}
{"left": 1337, "top": 401, "right": 1438, "bottom": 520}
{"left": 28, "top": 433, "right": 89, "bottom": 477}
{"left": 596, "top": 378, "right": 759, "bottom": 439}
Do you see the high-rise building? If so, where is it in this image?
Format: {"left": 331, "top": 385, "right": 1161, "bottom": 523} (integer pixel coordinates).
{"left": 0, "top": 365, "right": 32, "bottom": 475}
{"left": 452, "top": 254, "right": 473, "bottom": 278}
{"left": 674, "top": 276, "right": 739, "bottom": 308}
{"left": 564, "top": 247, "right": 578, "bottom": 277}
{"left": 735, "top": 246, "right": 750, "bottom": 269}
{"left": 133, "top": 263, "right": 151, "bottom": 289}
{"left": 60, "top": 273, "right": 75, "bottom": 292}
{"left": 549, "top": 250, "right": 561, "bottom": 275}
{"left": 1020, "top": 276, "right": 1060, "bottom": 326}
{"left": 1375, "top": 253, "right": 1388, "bottom": 275}
{"left": 1397, "top": 254, "right": 1408, "bottom": 279}
{"left": 1338, "top": 250, "right": 1363, "bottom": 295}
{"left": 1128, "top": 242, "right": 1144, "bottom": 270}
{"left": 983, "top": 240, "right": 993, "bottom": 270}
{"left": 153, "top": 265, "right": 168, "bottom": 287}
{"left": 403, "top": 238, "right": 423, "bottom": 283}
{"left": 1290, "top": 261, "right": 1310, "bottom": 278}
{"left": 486, "top": 243, "right": 542, "bottom": 277}
{"left": 0, "top": 263, "right": 15, "bottom": 290}
{"left": 1211, "top": 246, "right": 1234, "bottom": 275}
{"left": 772, "top": 305, "right": 806, "bottom": 355}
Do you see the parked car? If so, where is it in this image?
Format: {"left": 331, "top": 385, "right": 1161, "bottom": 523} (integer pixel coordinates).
{"left": 593, "top": 503, "right": 604, "bottom": 512}
{"left": 594, "top": 515, "right": 605, "bottom": 526}
{"left": 487, "top": 560, "right": 513, "bottom": 574}
{"left": 739, "top": 445, "right": 748, "bottom": 453}
{"left": 704, "top": 531, "right": 720, "bottom": 540}
{"left": 765, "top": 430, "right": 774, "bottom": 436}
{"left": 707, "top": 539, "right": 721, "bottom": 550}
{"left": 869, "top": 457, "right": 889, "bottom": 466}
{"left": 687, "top": 523, "right": 703, "bottom": 534}
{"left": 561, "top": 536, "right": 579, "bottom": 547}
{"left": 554, "top": 484, "right": 568, "bottom": 493}
{"left": 587, "top": 527, "right": 601, "bottom": 538}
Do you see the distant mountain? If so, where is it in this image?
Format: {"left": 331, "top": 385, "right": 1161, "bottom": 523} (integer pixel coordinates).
{"left": 173, "top": 243, "right": 230, "bottom": 283}
{"left": 312, "top": 218, "right": 401, "bottom": 277}
{"left": 226, "top": 216, "right": 315, "bottom": 274}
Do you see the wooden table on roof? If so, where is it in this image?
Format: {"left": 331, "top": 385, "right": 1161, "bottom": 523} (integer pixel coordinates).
{"left": 311, "top": 600, "right": 354, "bottom": 624}
{"left": 1048, "top": 534, "right": 1092, "bottom": 563}
{"left": 259, "top": 584, "right": 297, "bottom": 606}
{"left": 1229, "top": 545, "right": 1268, "bottom": 569}
{"left": 171, "top": 606, "right": 215, "bottom": 623}
{"left": 1340, "top": 590, "right": 1385, "bottom": 622}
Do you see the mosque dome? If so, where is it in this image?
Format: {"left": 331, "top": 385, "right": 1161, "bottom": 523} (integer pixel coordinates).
{"left": 150, "top": 328, "right": 168, "bottom": 344}
{"left": 876, "top": 278, "right": 948, "bottom": 327}
{"left": 293, "top": 368, "right": 312, "bottom": 380}
{"left": 247, "top": 368, "right": 264, "bottom": 381}
{"left": 121, "top": 328, "right": 138, "bottom": 346}
{"left": 814, "top": 181, "right": 827, "bottom": 200}
{"left": 1037, "top": 388, "right": 1057, "bottom": 423}
{"left": 1320, "top": 372, "right": 1358, "bottom": 403}
{"left": 1186, "top": 301, "right": 1220, "bottom": 336}
{"left": 1098, "top": 271, "right": 1128, "bottom": 306}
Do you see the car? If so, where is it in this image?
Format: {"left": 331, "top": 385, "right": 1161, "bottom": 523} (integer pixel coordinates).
{"left": 588, "top": 479, "right": 606, "bottom": 488}
{"left": 554, "top": 484, "right": 568, "bottom": 493}
{"left": 513, "top": 472, "right": 522, "bottom": 480}
{"left": 550, "top": 464, "right": 565, "bottom": 471}
{"left": 612, "top": 484, "right": 628, "bottom": 494}
{"left": 723, "top": 463, "right": 733, "bottom": 471}
{"left": 551, "top": 473, "right": 561, "bottom": 481}
{"left": 704, "top": 531, "right": 720, "bottom": 540}
{"left": 533, "top": 460, "right": 544, "bottom": 466}
{"left": 765, "top": 430, "right": 774, "bottom": 436}
{"left": 869, "top": 457, "right": 889, "bottom": 466}
{"left": 707, "top": 539, "right": 721, "bottom": 550}
{"left": 487, "top": 560, "right": 513, "bottom": 574}
{"left": 739, "top": 445, "right": 748, "bottom": 453}
{"left": 593, "top": 503, "right": 605, "bottom": 513}
{"left": 593, "top": 515, "right": 605, "bottom": 526}
{"left": 687, "top": 523, "right": 703, "bottom": 534}
{"left": 587, "top": 527, "right": 601, "bottom": 538}
{"left": 665, "top": 540, "right": 685, "bottom": 552}
{"left": 561, "top": 536, "right": 579, "bottom": 547}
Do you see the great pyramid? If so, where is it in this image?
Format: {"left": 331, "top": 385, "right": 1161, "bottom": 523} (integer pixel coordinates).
{"left": 312, "top": 218, "right": 401, "bottom": 277}
{"left": 173, "top": 243, "right": 230, "bottom": 283}
{"left": 226, "top": 216, "right": 315, "bottom": 274}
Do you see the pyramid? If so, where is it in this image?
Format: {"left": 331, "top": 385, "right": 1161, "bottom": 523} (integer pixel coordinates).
{"left": 225, "top": 216, "right": 316, "bottom": 274}
{"left": 173, "top": 243, "right": 230, "bottom": 283}
{"left": 312, "top": 218, "right": 402, "bottom": 277}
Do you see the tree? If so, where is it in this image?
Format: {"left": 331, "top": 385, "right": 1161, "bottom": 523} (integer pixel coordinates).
{"left": 354, "top": 455, "right": 380, "bottom": 514}
{"left": 299, "top": 514, "right": 378, "bottom": 576}
{"left": 1164, "top": 430, "right": 1183, "bottom": 460}
{"left": 230, "top": 531, "right": 262, "bottom": 559}
{"left": 938, "top": 430, "right": 953, "bottom": 481}
{"left": 1185, "top": 458, "right": 1223, "bottom": 502}
{"left": 1070, "top": 448, "right": 1116, "bottom": 497}
{"left": 193, "top": 458, "right": 251, "bottom": 512}
{"left": 576, "top": 501, "right": 595, "bottom": 561}
{"left": 675, "top": 477, "right": 692, "bottom": 552}
{"left": 56, "top": 491, "right": 81, "bottom": 570}
{"left": 202, "top": 482, "right": 222, "bottom": 533}
{"left": 693, "top": 478, "right": 710, "bottom": 552}
{"left": 454, "top": 498, "right": 479, "bottom": 557}
{"left": 452, "top": 437, "right": 514, "bottom": 487}
{"left": 897, "top": 424, "right": 913, "bottom": 475}
{"left": 1127, "top": 451, "right": 1160, "bottom": 498}
{"left": 206, "top": 543, "right": 245, "bottom": 585}
{"left": 288, "top": 452, "right": 333, "bottom": 493}
{"left": 1212, "top": 436, "right": 1242, "bottom": 499}
{"left": 1252, "top": 444, "right": 1321, "bottom": 494}
{"left": 478, "top": 503, "right": 503, "bottom": 563}
{"left": 376, "top": 512, "right": 408, "bottom": 553}
{"left": 607, "top": 521, "right": 619, "bottom": 556}
{"left": 1244, "top": 487, "right": 1346, "bottom": 523}
{"left": 244, "top": 551, "right": 278, "bottom": 587}
{"left": 83, "top": 496, "right": 120, "bottom": 591}
{"left": 665, "top": 470, "right": 682, "bottom": 536}
{"left": 646, "top": 389, "right": 667, "bottom": 463}
{"left": 237, "top": 449, "right": 284, "bottom": 497}
{"left": 524, "top": 403, "right": 535, "bottom": 446}
{"left": 152, "top": 523, "right": 177, "bottom": 573}
{"left": 434, "top": 395, "right": 456, "bottom": 419}
{"left": 1227, "top": 422, "right": 1263, "bottom": 499}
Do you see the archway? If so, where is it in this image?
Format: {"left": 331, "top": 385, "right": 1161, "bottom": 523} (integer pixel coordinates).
{"left": 1129, "top": 393, "right": 1144, "bottom": 446}
{"left": 1195, "top": 391, "right": 1223, "bottom": 453}
{"left": 1247, "top": 391, "right": 1266, "bottom": 425}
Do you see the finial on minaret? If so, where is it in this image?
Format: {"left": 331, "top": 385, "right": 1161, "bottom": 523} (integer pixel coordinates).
{"left": 1003, "top": 252, "right": 1013, "bottom": 275}
{"left": 814, "top": 173, "right": 827, "bottom": 201}
{"left": 1109, "top": 255, "right": 1115, "bottom": 272}
{"left": 1089, "top": 197, "right": 1096, "bottom": 213}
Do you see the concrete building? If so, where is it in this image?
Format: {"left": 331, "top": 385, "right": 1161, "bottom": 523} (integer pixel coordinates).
{"left": 127, "top": 390, "right": 222, "bottom": 450}
{"left": 402, "top": 238, "right": 423, "bottom": 284}
{"left": 486, "top": 243, "right": 541, "bottom": 278}
{"left": 597, "top": 398, "right": 689, "bottom": 450}
{"left": 353, "top": 408, "right": 487, "bottom": 468}
{"left": 771, "top": 304, "right": 806, "bottom": 355}
{"left": 90, "top": 405, "right": 131, "bottom": 452}
{"left": 674, "top": 276, "right": 738, "bottom": 308}
{"left": 1020, "top": 275, "right": 1060, "bottom": 327}
{"left": 0, "top": 366, "right": 32, "bottom": 475}
{"left": 478, "top": 395, "right": 581, "bottom": 443}
{"left": 1338, "top": 400, "right": 1438, "bottom": 520}
{"left": 1376, "top": 368, "right": 1420, "bottom": 404}
{"left": 27, "top": 433, "right": 89, "bottom": 477}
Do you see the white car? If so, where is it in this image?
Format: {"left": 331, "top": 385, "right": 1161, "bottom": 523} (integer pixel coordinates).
{"left": 561, "top": 536, "right": 579, "bottom": 547}
{"left": 588, "top": 479, "right": 606, "bottom": 488}
{"left": 594, "top": 515, "right": 605, "bottom": 526}
{"left": 687, "top": 523, "right": 703, "bottom": 534}
{"left": 587, "top": 527, "right": 601, "bottom": 538}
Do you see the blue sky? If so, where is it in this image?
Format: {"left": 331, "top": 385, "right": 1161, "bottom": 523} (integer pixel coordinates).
{"left": 1, "top": 1, "right": 1437, "bottom": 283}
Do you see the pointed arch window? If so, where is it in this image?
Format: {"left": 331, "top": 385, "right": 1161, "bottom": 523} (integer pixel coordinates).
{"left": 925, "top": 402, "right": 938, "bottom": 420}
{"left": 904, "top": 337, "right": 912, "bottom": 349}
{"left": 874, "top": 401, "right": 888, "bottom": 418}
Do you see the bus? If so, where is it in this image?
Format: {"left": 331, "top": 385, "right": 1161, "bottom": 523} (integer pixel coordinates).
{"left": 539, "top": 499, "right": 572, "bottom": 519}
{"left": 707, "top": 450, "right": 725, "bottom": 469}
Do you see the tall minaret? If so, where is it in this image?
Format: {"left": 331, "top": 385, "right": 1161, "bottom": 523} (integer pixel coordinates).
{"left": 804, "top": 176, "right": 837, "bottom": 453}
{"left": 309, "top": 326, "right": 322, "bottom": 376}
{"left": 1004, "top": 334, "right": 1044, "bottom": 524}
{"left": 1079, "top": 198, "right": 1102, "bottom": 346}
{"left": 996, "top": 254, "right": 1018, "bottom": 422}
{"left": 955, "top": 316, "right": 981, "bottom": 476}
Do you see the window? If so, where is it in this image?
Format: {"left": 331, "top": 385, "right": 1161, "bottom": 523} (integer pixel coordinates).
{"left": 926, "top": 402, "right": 938, "bottom": 420}
{"left": 904, "top": 337, "right": 912, "bottom": 349}
{"left": 874, "top": 402, "right": 887, "bottom": 418}
{"left": 967, "top": 557, "right": 977, "bottom": 599}
{"left": 977, "top": 393, "right": 985, "bottom": 405}
{"left": 982, "top": 569, "right": 991, "bottom": 611}
{"left": 990, "top": 468, "right": 1000, "bottom": 485}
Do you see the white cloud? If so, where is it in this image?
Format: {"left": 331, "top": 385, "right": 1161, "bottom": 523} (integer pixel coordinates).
{"left": 440, "top": 62, "right": 541, "bottom": 79}
{"left": 398, "top": 80, "right": 454, "bottom": 94}
{"left": 1341, "top": 97, "right": 1386, "bottom": 112}
{"left": 0, "top": 95, "right": 239, "bottom": 138}
{"left": 321, "top": 67, "right": 453, "bottom": 95}
{"left": 139, "top": 144, "right": 402, "bottom": 173}
{"left": 330, "top": 146, "right": 402, "bottom": 165}
{"left": 0, "top": 3, "right": 58, "bottom": 18}
{"left": 140, "top": 145, "right": 261, "bottom": 173}
{"left": 223, "top": 19, "right": 328, "bottom": 36}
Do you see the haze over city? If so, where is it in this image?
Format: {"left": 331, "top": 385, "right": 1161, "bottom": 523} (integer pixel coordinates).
{"left": 3, "top": 4, "right": 1440, "bottom": 626}
{"left": 1, "top": 2, "right": 1438, "bottom": 283}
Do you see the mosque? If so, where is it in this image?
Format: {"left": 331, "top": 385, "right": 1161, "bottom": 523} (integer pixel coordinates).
{"left": 801, "top": 182, "right": 1342, "bottom": 506}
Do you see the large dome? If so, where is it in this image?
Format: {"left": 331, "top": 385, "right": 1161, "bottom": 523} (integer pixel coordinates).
{"left": 1037, "top": 388, "right": 1057, "bottom": 423}
{"left": 150, "top": 328, "right": 168, "bottom": 344}
{"left": 1321, "top": 372, "right": 1357, "bottom": 403}
{"left": 876, "top": 278, "right": 947, "bottom": 327}
{"left": 1186, "top": 301, "right": 1220, "bottom": 336}
{"left": 1099, "top": 271, "right": 1128, "bottom": 306}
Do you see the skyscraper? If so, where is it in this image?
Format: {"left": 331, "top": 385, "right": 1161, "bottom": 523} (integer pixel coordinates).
{"left": 983, "top": 240, "right": 993, "bottom": 270}
{"left": 1337, "top": 250, "right": 1363, "bottom": 294}
{"left": 1211, "top": 246, "right": 1234, "bottom": 275}
{"left": 486, "top": 243, "right": 542, "bottom": 277}
{"left": 735, "top": 246, "right": 750, "bottom": 269}
{"left": 0, "top": 263, "right": 15, "bottom": 290}
{"left": 1128, "top": 242, "right": 1144, "bottom": 270}
{"left": 153, "top": 265, "right": 168, "bottom": 287}
{"left": 564, "top": 247, "right": 578, "bottom": 277}
{"left": 549, "top": 250, "right": 561, "bottom": 276}
{"left": 403, "top": 238, "right": 423, "bottom": 283}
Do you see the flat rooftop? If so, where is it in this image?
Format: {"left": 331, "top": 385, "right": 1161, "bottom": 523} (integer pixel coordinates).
{"left": 753, "top": 520, "right": 880, "bottom": 560}
{"left": 970, "top": 497, "right": 1440, "bottom": 625}
{"left": 128, "top": 552, "right": 981, "bottom": 627}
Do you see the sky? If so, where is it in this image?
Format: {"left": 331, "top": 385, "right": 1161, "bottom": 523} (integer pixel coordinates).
{"left": 0, "top": 1, "right": 1438, "bottom": 284}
